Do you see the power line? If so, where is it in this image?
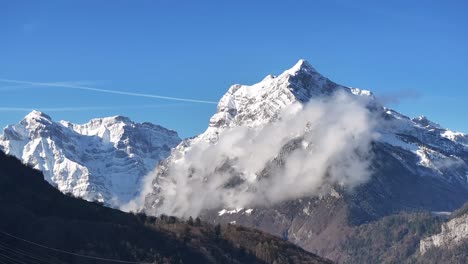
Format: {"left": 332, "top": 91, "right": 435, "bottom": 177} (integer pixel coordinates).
{"left": 0, "top": 251, "right": 27, "bottom": 264}
{"left": 0, "top": 253, "right": 16, "bottom": 264}
{"left": 0, "top": 231, "right": 153, "bottom": 264}
{"left": 0, "top": 255, "right": 15, "bottom": 264}
{"left": 0, "top": 242, "right": 64, "bottom": 264}
{"left": 0, "top": 252, "right": 27, "bottom": 264}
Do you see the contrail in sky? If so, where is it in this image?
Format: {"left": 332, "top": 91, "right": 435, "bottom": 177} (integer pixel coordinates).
{"left": 0, "top": 78, "right": 218, "bottom": 104}
{"left": 0, "top": 104, "right": 189, "bottom": 112}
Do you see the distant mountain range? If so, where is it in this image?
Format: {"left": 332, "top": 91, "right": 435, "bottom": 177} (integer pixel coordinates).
{"left": 0, "top": 111, "right": 180, "bottom": 206}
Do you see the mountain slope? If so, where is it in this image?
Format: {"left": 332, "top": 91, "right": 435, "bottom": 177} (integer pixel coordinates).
{"left": 0, "top": 151, "right": 332, "bottom": 264}
{"left": 142, "top": 59, "right": 468, "bottom": 262}
{"left": 338, "top": 203, "right": 468, "bottom": 263}
{"left": 0, "top": 111, "right": 181, "bottom": 205}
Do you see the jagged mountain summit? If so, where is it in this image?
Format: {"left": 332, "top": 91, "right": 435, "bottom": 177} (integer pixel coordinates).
{"left": 142, "top": 59, "right": 468, "bottom": 262}
{"left": 203, "top": 59, "right": 373, "bottom": 142}
{"left": 0, "top": 111, "right": 181, "bottom": 205}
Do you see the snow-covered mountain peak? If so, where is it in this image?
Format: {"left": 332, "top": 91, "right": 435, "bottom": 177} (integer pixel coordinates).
{"left": 24, "top": 110, "right": 52, "bottom": 121}
{"left": 10, "top": 110, "right": 58, "bottom": 139}
{"left": 203, "top": 60, "right": 355, "bottom": 142}
{"left": 412, "top": 115, "right": 441, "bottom": 129}
{"left": 60, "top": 115, "right": 179, "bottom": 150}
{"left": 61, "top": 115, "right": 137, "bottom": 146}
{"left": 98, "top": 115, "right": 132, "bottom": 124}
{"left": 60, "top": 115, "right": 132, "bottom": 129}
{"left": 286, "top": 59, "right": 318, "bottom": 76}
{"left": 22, "top": 110, "right": 53, "bottom": 126}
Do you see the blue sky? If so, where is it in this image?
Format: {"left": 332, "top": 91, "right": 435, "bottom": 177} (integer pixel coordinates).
{"left": 1, "top": 0, "right": 467, "bottom": 138}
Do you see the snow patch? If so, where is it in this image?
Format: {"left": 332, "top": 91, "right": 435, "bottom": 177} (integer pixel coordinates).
{"left": 441, "top": 130, "right": 465, "bottom": 141}
{"left": 330, "top": 188, "right": 341, "bottom": 198}
{"left": 218, "top": 208, "right": 244, "bottom": 216}
{"left": 245, "top": 209, "right": 254, "bottom": 215}
{"left": 431, "top": 211, "right": 451, "bottom": 217}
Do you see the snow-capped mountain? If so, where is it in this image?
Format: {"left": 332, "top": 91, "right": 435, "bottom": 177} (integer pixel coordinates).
{"left": 0, "top": 111, "right": 180, "bottom": 205}
{"left": 144, "top": 59, "right": 468, "bottom": 211}
{"left": 142, "top": 59, "right": 468, "bottom": 261}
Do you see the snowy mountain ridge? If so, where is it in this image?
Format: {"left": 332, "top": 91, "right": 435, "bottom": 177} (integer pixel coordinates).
{"left": 0, "top": 111, "right": 181, "bottom": 205}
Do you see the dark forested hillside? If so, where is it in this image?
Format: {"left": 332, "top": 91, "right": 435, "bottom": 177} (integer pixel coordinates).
{"left": 339, "top": 207, "right": 468, "bottom": 264}
{"left": 340, "top": 212, "right": 445, "bottom": 263}
{"left": 0, "top": 151, "right": 331, "bottom": 264}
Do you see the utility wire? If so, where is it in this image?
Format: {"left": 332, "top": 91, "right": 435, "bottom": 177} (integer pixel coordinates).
{"left": 0, "top": 242, "right": 64, "bottom": 264}
{"left": 0, "top": 255, "right": 14, "bottom": 264}
{"left": 0, "top": 242, "right": 62, "bottom": 264}
{"left": 0, "top": 254, "right": 15, "bottom": 264}
{"left": 0, "top": 231, "right": 153, "bottom": 264}
{"left": 0, "top": 251, "right": 26, "bottom": 264}
{"left": 0, "top": 252, "right": 27, "bottom": 264}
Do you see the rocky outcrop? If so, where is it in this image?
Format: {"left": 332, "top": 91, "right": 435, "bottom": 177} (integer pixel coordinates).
{"left": 420, "top": 213, "right": 468, "bottom": 254}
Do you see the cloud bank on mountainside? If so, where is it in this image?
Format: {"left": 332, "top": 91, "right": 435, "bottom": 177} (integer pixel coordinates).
{"left": 128, "top": 92, "right": 379, "bottom": 217}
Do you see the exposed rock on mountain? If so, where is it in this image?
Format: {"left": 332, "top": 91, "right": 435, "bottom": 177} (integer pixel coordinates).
{"left": 420, "top": 209, "right": 468, "bottom": 254}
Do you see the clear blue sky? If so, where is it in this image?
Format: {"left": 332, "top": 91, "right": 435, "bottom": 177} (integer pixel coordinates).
{"left": 1, "top": 0, "right": 467, "bottom": 138}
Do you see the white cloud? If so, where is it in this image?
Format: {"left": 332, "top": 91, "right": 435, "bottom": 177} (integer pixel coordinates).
{"left": 0, "top": 104, "right": 188, "bottom": 113}
{"left": 129, "top": 92, "right": 380, "bottom": 217}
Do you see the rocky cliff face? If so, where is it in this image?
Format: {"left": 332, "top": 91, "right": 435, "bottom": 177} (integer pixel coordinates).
{"left": 141, "top": 59, "right": 468, "bottom": 261}
{"left": 420, "top": 213, "right": 468, "bottom": 254}
{"left": 0, "top": 111, "right": 180, "bottom": 206}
